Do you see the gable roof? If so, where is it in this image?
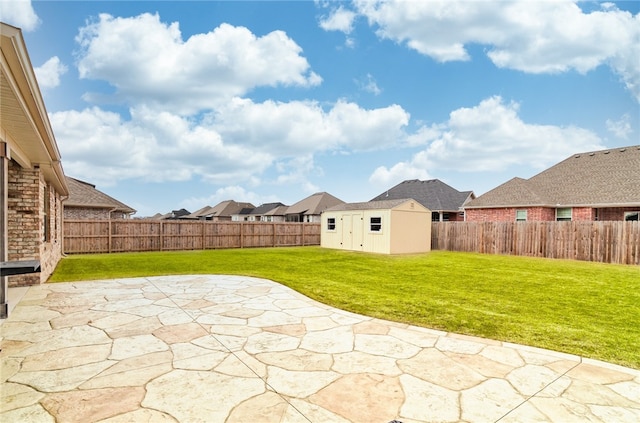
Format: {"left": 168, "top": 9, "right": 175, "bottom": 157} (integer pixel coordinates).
{"left": 201, "top": 200, "right": 255, "bottom": 218}
{"left": 370, "top": 179, "right": 474, "bottom": 212}
{"left": 183, "top": 205, "right": 215, "bottom": 219}
{"left": 250, "top": 202, "right": 287, "bottom": 215}
{"left": 466, "top": 146, "right": 640, "bottom": 209}
{"left": 286, "top": 192, "right": 345, "bottom": 215}
{"left": 64, "top": 177, "right": 135, "bottom": 214}
{"left": 325, "top": 198, "right": 428, "bottom": 212}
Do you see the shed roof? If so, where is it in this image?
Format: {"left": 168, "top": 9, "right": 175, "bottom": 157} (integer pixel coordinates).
{"left": 371, "top": 179, "right": 473, "bottom": 212}
{"left": 325, "top": 198, "right": 427, "bottom": 212}
{"left": 286, "top": 192, "right": 345, "bottom": 215}
{"left": 65, "top": 177, "right": 135, "bottom": 214}
{"left": 466, "top": 146, "right": 640, "bottom": 208}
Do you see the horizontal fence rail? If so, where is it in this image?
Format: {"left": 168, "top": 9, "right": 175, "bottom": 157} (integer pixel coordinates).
{"left": 64, "top": 220, "right": 321, "bottom": 254}
{"left": 432, "top": 221, "right": 640, "bottom": 265}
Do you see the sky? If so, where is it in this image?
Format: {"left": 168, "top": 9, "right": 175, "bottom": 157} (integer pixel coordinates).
{"left": 2, "top": 0, "right": 639, "bottom": 217}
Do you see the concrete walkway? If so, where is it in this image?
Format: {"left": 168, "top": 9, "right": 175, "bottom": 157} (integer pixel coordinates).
{"left": 1, "top": 275, "right": 639, "bottom": 422}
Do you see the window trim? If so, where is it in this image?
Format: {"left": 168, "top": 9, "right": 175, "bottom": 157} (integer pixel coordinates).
{"left": 624, "top": 211, "right": 639, "bottom": 221}
{"left": 327, "top": 217, "right": 336, "bottom": 231}
{"left": 556, "top": 207, "right": 572, "bottom": 221}
{"left": 370, "top": 216, "right": 382, "bottom": 233}
{"left": 515, "top": 209, "right": 527, "bottom": 221}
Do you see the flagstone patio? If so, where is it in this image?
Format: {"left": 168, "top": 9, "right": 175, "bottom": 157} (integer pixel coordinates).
{"left": 1, "top": 275, "right": 639, "bottom": 422}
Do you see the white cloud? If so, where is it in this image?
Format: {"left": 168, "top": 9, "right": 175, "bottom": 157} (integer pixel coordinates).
{"left": 369, "top": 161, "right": 431, "bottom": 188}
{"left": 75, "top": 13, "right": 322, "bottom": 113}
{"left": 0, "top": 0, "right": 40, "bottom": 31}
{"left": 34, "top": 56, "right": 68, "bottom": 89}
{"left": 211, "top": 97, "right": 409, "bottom": 154}
{"left": 606, "top": 114, "right": 632, "bottom": 139}
{"left": 353, "top": 0, "right": 640, "bottom": 101}
{"left": 51, "top": 98, "right": 410, "bottom": 187}
{"left": 357, "top": 73, "right": 382, "bottom": 95}
{"left": 370, "top": 96, "right": 605, "bottom": 184}
{"left": 50, "top": 106, "right": 273, "bottom": 187}
{"left": 319, "top": 6, "right": 357, "bottom": 33}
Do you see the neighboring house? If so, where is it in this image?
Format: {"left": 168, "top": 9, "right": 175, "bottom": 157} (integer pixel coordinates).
{"left": 464, "top": 146, "right": 640, "bottom": 222}
{"left": 186, "top": 200, "right": 255, "bottom": 221}
{"left": 371, "top": 179, "right": 474, "bottom": 221}
{"left": 321, "top": 199, "right": 431, "bottom": 254}
{"left": 231, "top": 207, "right": 255, "bottom": 222}
{"left": 64, "top": 177, "right": 136, "bottom": 220}
{"left": 152, "top": 209, "right": 191, "bottom": 220}
{"left": 1, "top": 23, "right": 69, "bottom": 298}
{"left": 285, "top": 192, "right": 345, "bottom": 222}
{"left": 248, "top": 202, "right": 288, "bottom": 222}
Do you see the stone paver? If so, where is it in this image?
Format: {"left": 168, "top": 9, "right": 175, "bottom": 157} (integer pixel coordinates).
{"left": 1, "top": 275, "right": 639, "bottom": 422}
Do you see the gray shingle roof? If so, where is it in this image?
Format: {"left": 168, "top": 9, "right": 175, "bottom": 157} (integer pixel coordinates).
{"left": 465, "top": 145, "right": 640, "bottom": 208}
{"left": 370, "top": 179, "right": 474, "bottom": 212}
{"left": 250, "top": 202, "right": 287, "bottom": 215}
{"left": 65, "top": 177, "right": 135, "bottom": 214}
{"left": 286, "top": 192, "right": 345, "bottom": 215}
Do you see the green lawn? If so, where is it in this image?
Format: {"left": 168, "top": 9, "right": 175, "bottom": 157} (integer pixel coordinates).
{"left": 50, "top": 247, "right": 640, "bottom": 369}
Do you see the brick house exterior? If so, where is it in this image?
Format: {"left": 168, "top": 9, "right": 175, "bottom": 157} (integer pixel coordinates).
{"left": 464, "top": 146, "right": 640, "bottom": 222}
{"left": 1, "top": 23, "right": 69, "bottom": 304}
{"left": 370, "top": 179, "right": 474, "bottom": 221}
{"left": 64, "top": 177, "right": 135, "bottom": 220}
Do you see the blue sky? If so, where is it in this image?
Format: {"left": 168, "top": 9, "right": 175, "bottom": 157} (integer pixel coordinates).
{"left": 2, "top": 0, "right": 639, "bottom": 217}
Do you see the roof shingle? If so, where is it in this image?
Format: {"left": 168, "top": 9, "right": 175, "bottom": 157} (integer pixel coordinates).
{"left": 465, "top": 146, "right": 640, "bottom": 208}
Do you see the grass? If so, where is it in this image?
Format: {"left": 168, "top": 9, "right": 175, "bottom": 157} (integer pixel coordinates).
{"left": 50, "top": 247, "right": 640, "bottom": 369}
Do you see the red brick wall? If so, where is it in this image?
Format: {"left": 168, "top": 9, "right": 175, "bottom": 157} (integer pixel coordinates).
{"left": 7, "top": 160, "right": 64, "bottom": 286}
{"left": 598, "top": 207, "right": 640, "bottom": 221}
{"left": 466, "top": 206, "right": 594, "bottom": 222}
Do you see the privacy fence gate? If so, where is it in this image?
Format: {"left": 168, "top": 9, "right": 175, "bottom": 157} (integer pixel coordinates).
{"left": 64, "top": 220, "right": 321, "bottom": 254}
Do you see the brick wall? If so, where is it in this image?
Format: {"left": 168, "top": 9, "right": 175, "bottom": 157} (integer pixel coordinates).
{"left": 65, "top": 207, "right": 111, "bottom": 220}
{"left": 598, "top": 207, "right": 640, "bottom": 221}
{"left": 7, "top": 160, "right": 64, "bottom": 286}
{"left": 466, "top": 206, "right": 594, "bottom": 222}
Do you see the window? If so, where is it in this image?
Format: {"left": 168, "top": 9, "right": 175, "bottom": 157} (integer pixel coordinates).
{"left": 516, "top": 210, "right": 527, "bottom": 221}
{"left": 327, "top": 217, "right": 336, "bottom": 231}
{"left": 370, "top": 216, "right": 382, "bottom": 232}
{"left": 556, "top": 208, "right": 572, "bottom": 221}
{"left": 43, "top": 185, "right": 50, "bottom": 242}
{"left": 625, "top": 211, "right": 639, "bottom": 221}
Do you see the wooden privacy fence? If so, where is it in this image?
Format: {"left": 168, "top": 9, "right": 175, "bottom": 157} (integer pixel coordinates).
{"left": 432, "top": 221, "right": 640, "bottom": 265}
{"left": 64, "top": 220, "right": 321, "bottom": 254}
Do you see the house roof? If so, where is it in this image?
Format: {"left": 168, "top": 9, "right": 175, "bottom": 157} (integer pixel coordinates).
{"left": 286, "top": 192, "right": 345, "bottom": 215}
{"left": 465, "top": 145, "right": 640, "bottom": 209}
{"left": 1, "top": 23, "right": 68, "bottom": 195}
{"left": 250, "top": 202, "right": 287, "bottom": 215}
{"left": 370, "top": 179, "right": 474, "bottom": 212}
{"left": 325, "top": 198, "right": 427, "bottom": 212}
{"left": 182, "top": 205, "right": 215, "bottom": 219}
{"left": 64, "top": 177, "right": 136, "bottom": 214}
{"left": 200, "top": 200, "right": 256, "bottom": 218}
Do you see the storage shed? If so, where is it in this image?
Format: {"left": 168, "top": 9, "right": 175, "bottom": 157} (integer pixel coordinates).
{"left": 321, "top": 198, "right": 431, "bottom": 254}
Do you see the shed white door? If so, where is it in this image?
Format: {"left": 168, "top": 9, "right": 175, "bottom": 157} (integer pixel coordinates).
{"left": 341, "top": 214, "right": 363, "bottom": 251}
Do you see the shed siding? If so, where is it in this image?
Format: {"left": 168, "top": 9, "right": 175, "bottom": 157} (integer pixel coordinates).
{"left": 321, "top": 199, "right": 430, "bottom": 254}
{"left": 390, "top": 209, "right": 431, "bottom": 254}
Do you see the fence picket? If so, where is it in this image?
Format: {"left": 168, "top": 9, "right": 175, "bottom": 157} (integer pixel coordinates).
{"left": 432, "top": 221, "right": 639, "bottom": 265}
{"left": 64, "top": 220, "right": 321, "bottom": 254}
